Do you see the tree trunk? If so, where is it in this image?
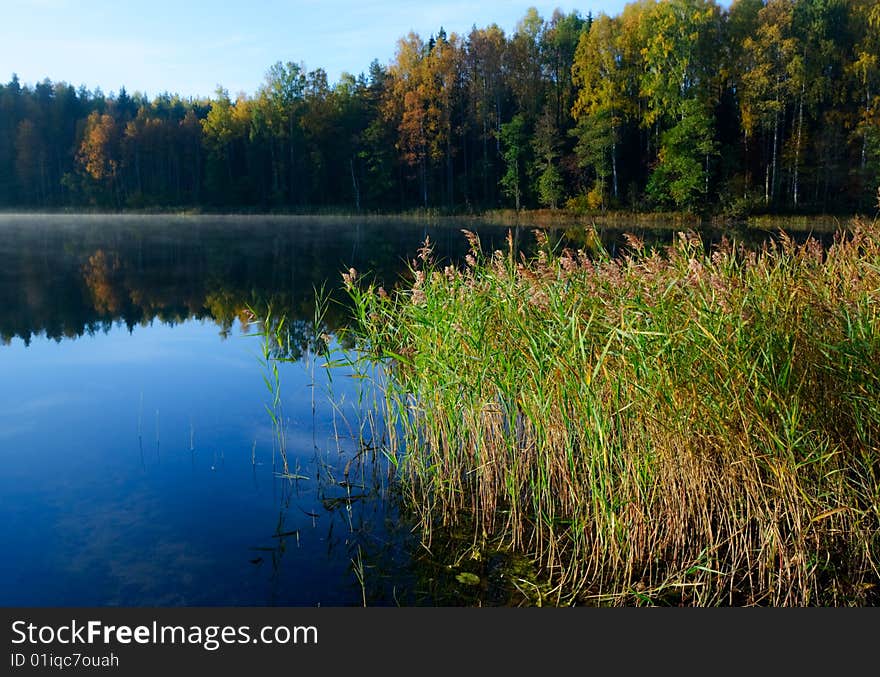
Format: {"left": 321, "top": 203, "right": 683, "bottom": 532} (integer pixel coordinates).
{"left": 135, "top": 148, "right": 142, "bottom": 196}
{"left": 771, "top": 108, "right": 779, "bottom": 205}
{"left": 515, "top": 158, "right": 521, "bottom": 211}
{"left": 793, "top": 82, "right": 804, "bottom": 208}
{"left": 862, "top": 83, "right": 870, "bottom": 171}
{"left": 39, "top": 156, "right": 47, "bottom": 206}
{"left": 350, "top": 157, "right": 360, "bottom": 211}
{"left": 270, "top": 143, "right": 278, "bottom": 197}
{"left": 612, "top": 137, "right": 618, "bottom": 201}
{"left": 193, "top": 138, "right": 201, "bottom": 203}
{"left": 446, "top": 136, "right": 453, "bottom": 209}
{"left": 288, "top": 115, "right": 295, "bottom": 205}
{"left": 226, "top": 143, "right": 234, "bottom": 192}
{"left": 420, "top": 154, "right": 427, "bottom": 208}
{"left": 482, "top": 117, "right": 488, "bottom": 203}
{"left": 705, "top": 153, "right": 710, "bottom": 197}
{"left": 611, "top": 108, "right": 618, "bottom": 200}
{"left": 462, "top": 124, "right": 469, "bottom": 208}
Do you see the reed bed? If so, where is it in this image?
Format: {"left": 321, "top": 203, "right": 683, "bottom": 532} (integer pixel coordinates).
{"left": 343, "top": 220, "right": 880, "bottom": 606}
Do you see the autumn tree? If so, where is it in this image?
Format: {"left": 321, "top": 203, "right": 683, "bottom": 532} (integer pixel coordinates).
{"left": 1, "top": 1, "right": 879, "bottom": 215}
{"left": 738, "top": 0, "right": 798, "bottom": 207}
{"left": 572, "top": 13, "right": 629, "bottom": 207}
{"left": 202, "top": 87, "right": 253, "bottom": 204}
{"left": 386, "top": 33, "right": 431, "bottom": 206}
{"left": 385, "top": 30, "right": 465, "bottom": 208}
{"left": 77, "top": 110, "right": 122, "bottom": 205}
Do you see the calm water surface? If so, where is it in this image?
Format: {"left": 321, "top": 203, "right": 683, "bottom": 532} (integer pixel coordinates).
{"left": 0, "top": 213, "right": 785, "bottom": 606}
{"left": 0, "top": 214, "right": 518, "bottom": 606}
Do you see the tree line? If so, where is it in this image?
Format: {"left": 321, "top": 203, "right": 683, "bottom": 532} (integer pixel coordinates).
{"left": 1, "top": 0, "right": 878, "bottom": 215}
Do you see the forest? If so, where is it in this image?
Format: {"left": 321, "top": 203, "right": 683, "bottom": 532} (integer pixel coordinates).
{"left": 0, "top": 0, "right": 878, "bottom": 215}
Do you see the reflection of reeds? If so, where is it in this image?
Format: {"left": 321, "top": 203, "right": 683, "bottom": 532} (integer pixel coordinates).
{"left": 345, "top": 221, "right": 880, "bottom": 606}
{"left": 249, "top": 291, "right": 397, "bottom": 603}
{"left": 136, "top": 391, "right": 145, "bottom": 441}
{"left": 251, "top": 292, "right": 332, "bottom": 482}
{"left": 253, "top": 304, "right": 291, "bottom": 476}
{"left": 352, "top": 545, "right": 367, "bottom": 607}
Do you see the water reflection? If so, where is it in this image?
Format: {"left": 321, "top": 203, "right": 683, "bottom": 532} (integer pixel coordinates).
{"left": 0, "top": 213, "right": 790, "bottom": 346}
{"left": 0, "top": 215, "right": 499, "bottom": 345}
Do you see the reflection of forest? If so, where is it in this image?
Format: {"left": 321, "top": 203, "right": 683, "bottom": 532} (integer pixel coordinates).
{"left": 0, "top": 214, "right": 807, "bottom": 347}
{"left": 0, "top": 215, "right": 508, "bottom": 346}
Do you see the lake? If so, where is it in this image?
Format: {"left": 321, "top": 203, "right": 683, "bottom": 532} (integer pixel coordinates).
{"left": 0, "top": 214, "right": 538, "bottom": 606}
{"left": 0, "top": 213, "right": 814, "bottom": 606}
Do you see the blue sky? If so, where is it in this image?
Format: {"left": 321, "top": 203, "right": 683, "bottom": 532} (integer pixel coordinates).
{"left": 1, "top": 0, "right": 656, "bottom": 99}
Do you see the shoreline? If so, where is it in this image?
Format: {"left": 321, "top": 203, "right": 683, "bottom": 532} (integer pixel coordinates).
{"left": 0, "top": 207, "right": 868, "bottom": 233}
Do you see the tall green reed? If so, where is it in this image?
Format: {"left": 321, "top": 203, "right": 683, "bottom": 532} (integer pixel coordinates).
{"left": 344, "top": 222, "right": 880, "bottom": 606}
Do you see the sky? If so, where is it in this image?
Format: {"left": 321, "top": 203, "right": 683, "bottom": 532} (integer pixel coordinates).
{"left": 0, "top": 0, "right": 652, "bottom": 100}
